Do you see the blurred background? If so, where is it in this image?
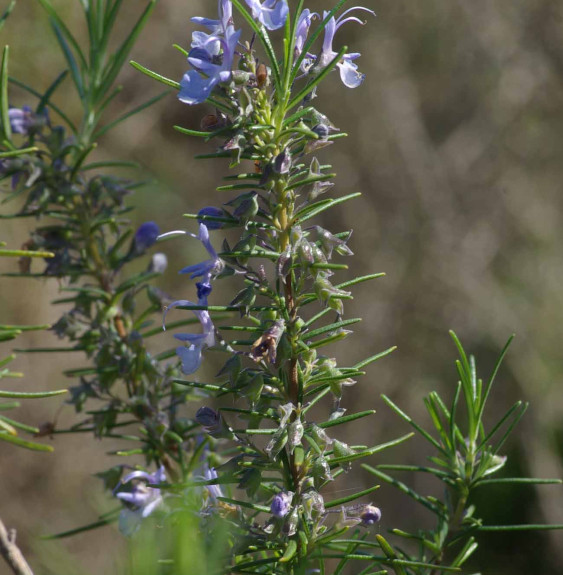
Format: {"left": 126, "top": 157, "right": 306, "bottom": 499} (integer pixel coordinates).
{"left": 1, "top": 0, "right": 563, "bottom": 573}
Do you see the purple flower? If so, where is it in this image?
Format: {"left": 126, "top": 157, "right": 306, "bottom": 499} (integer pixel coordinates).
{"left": 198, "top": 206, "right": 225, "bottom": 230}
{"left": 360, "top": 504, "right": 381, "bottom": 526}
{"left": 271, "top": 491, "right": 293, "bottom": 518}
{"left": 179, "top": 25, "right": 241, "bottom": 105}
{"left": 114, "top": 466, "right": 166, "bottom": 535}
{"left": 8, "top": 106, "right": 33, "bottom": 135}
{"left": 191, "top": 0, "right": 233, "bottom": 36}
{"left": 163, "top": 299, "right": 216, "bottom": 375}
{"left": 318, "top": 7, "right": 375, "bottom": 88}
{"left": 294, "top": 9, "right": 317, "bottom": 58}
{"left": 179, "top": 223, "right": 223, "bottom": 302}
{"left": 134, "top": 221, "right": 160, "bottom": 252}
{"left": 203, "top": 465, "right": 224, "bottom": 501}
{"left": 244, "top": 0, "right": 288, "bottom": 30}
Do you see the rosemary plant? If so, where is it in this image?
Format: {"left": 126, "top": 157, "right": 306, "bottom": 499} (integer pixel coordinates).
{"left": 0, "top": 1, "right": 561, "bottom": 575}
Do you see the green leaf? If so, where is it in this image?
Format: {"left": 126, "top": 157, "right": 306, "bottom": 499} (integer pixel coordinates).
{"left": 0, "top": 147, "right": 39, "bottom": 159}
{"left": 36, "top": 0, "right": 87, "bottom": 69}
{"left": 174, "top": 125, "right": 214, "bottom": 138}
{"left": 0, "top": 324, "right": 50, "bottom": 332}
{"left": 475, "top": 477, "right": 562, "bottom": 486}
{"left": 0, "top": 248, "right": 54, "bottom": 258}
{"left": 0, "top": 432, "right": 54, "bottom": 452}
{"left": 0, "top": 1, "right": 16, "bottom": 33}
{"left": 216, "top": 496, "right": 269, "bottom": 513}
{"left": 451, "top": 537, "right": 478, "bottom": 568}
{"left": 0, "top": 415, "right": 39, "bottom": 434}
{"left": 296, "top": 193, "right": 362, "bottom": 222}
{"left": 96, "top": 1, "right": 158, "bottom": 99}
{"left": 51, "top": 22, "right": 85, "bottom": 98}
{"left": 353, "top": 346, "right": 396, "bottom": 370}
{"left": 318, "top": 410, "right": 376, "bottom": 429}
{"left": 130, "top": 60, "right": 180, "bottom": 89}
{"left": 329, "top": 434, "right": 413, "bottom": 467}
{"left": 0, "top": 46, "right": 11, "bottom": 142}
{"left": 280, "top": 540, "right": 297, "bottom": 563}
{"left": 37, "top": 70, "right": 68, "bottom": 114}
{"left": 363, "top": 464, "right": 442, "bottom": 516}
{"left": 381, "top": 394, "right": 446, "bottom": 454}
{"left": 0, "top": 389, "right": 67, "bottom": 399}
{"left": 477, "top": 524, "right": 563, "bottom": 532}
{"left": 42, "top": 515, "right": 119, "bottom": 539}
{"left": 477, "top": 334, "right": 514, "bottom": 426}
{"left": 325, "top": 485, "right": 380, "bottom": 509}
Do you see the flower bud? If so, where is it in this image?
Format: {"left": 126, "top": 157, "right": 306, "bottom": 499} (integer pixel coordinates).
{"left": 148, "top": 253, "right": 168, "bottom": 274}
{"left": 271, "top": 491, "right": 293, "bottom": 518}
{"left": 273, "top": 149, "right": 291, "bottom": 174}
{"left": 195, "top": 406, "right": 221, "bottom": 435}
{"left": 332, "top": 439, "right": 354, "bottom": 472}
{"left": 134, "top": 221, "right": 160, "bottom": 252}
{"left": 198, "top": 206, "right": 225, "bottom": 230}
{"left": 360, "top": 505, "right": 382, "bottom": 526}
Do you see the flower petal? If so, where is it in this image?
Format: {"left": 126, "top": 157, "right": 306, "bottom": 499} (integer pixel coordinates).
{"left": 176, "top": 344, "right": 203, "bottom": 375}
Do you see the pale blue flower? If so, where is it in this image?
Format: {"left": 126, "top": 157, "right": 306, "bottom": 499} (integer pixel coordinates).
{"left": 179, "top": 223, "right": 223, "bottom": 301}
{"left": 179, "top": 25, "right": 241, "bottom": 105}
{"left": 114, "top": 466, "right": 166, "bottom": 535}
{"left": 191, "top": 0, "right": 233, "bottom": 35}
{"left": 163, "top": 299, "right": 216, "bottom": 375}
{"left": 294, "top": 9, "right": 317, "bottom": 58}
{"left": 8, "top": 106, "right": 33, "bottom": 135}
{"left": 318, "top": 7, "right": 375, "bottom": 88}
{"left": 244, "top": 0, "right": 288, "bottom": 30}
{"left": 203, "top": 466, "right": 224, "bottom": 501}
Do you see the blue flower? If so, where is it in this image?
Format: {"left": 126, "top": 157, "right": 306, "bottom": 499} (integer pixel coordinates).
{"left": 163, "top": 299, "right": 216, "bottom": 375}
{"left": 198, "top": 206, "right": 225, "bottom": 230}
{"left": 179, "top": 223, "right": 223, "bottom": 300}
{"left": 244, "top": 0, "right": 288, "bottom": 30}
{"left": 271, "top": 491, "right": 293, "bottom": 518}
{"left": 8, "top": 106, "right": 33, "bottom": 135}
{"left": 134, "top": 221, "right": 160, "bottom": 252}
{"left": 203, "top": 465, "right": 224, "bottom": 501}
{"left": 191, "top": 0, "right": 233, "bottom": 36}
{"left": 294, "top": 9, "right": 317, "bottom": 58}
{"left": 179, "top": 20, "right": 241, "bottom": 105}
{"left": 318, "top": 7, "right": 375, "bottom": 88}
{"left": 114, "top": 466, "right": 166, "bottom": 535}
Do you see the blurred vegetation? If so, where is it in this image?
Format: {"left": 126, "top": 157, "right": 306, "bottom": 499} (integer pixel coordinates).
{"left": 1, "top": 0, "right": 562, "bottom": 573}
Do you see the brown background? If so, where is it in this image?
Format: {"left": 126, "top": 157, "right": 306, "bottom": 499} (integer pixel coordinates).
{"left": 1, "top": 0, "right": 563, "bottom": 573}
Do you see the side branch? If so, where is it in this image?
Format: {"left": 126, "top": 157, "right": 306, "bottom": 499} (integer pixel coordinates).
{"left": 0, "top": 518, "right": 34, "bottom": 575}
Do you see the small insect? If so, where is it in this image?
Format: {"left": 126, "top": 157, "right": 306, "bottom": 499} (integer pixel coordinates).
{"left": 325, "top": 503, "right": 382, "bottom": 527}
{"left": 34, "top": 421, "right": 56, "bottom": 438}
{"left": 250, "top": 320, "right": 285, "bottom": 364}
{"left": 200, "top": 112, "right": 226, "bottom": 132}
